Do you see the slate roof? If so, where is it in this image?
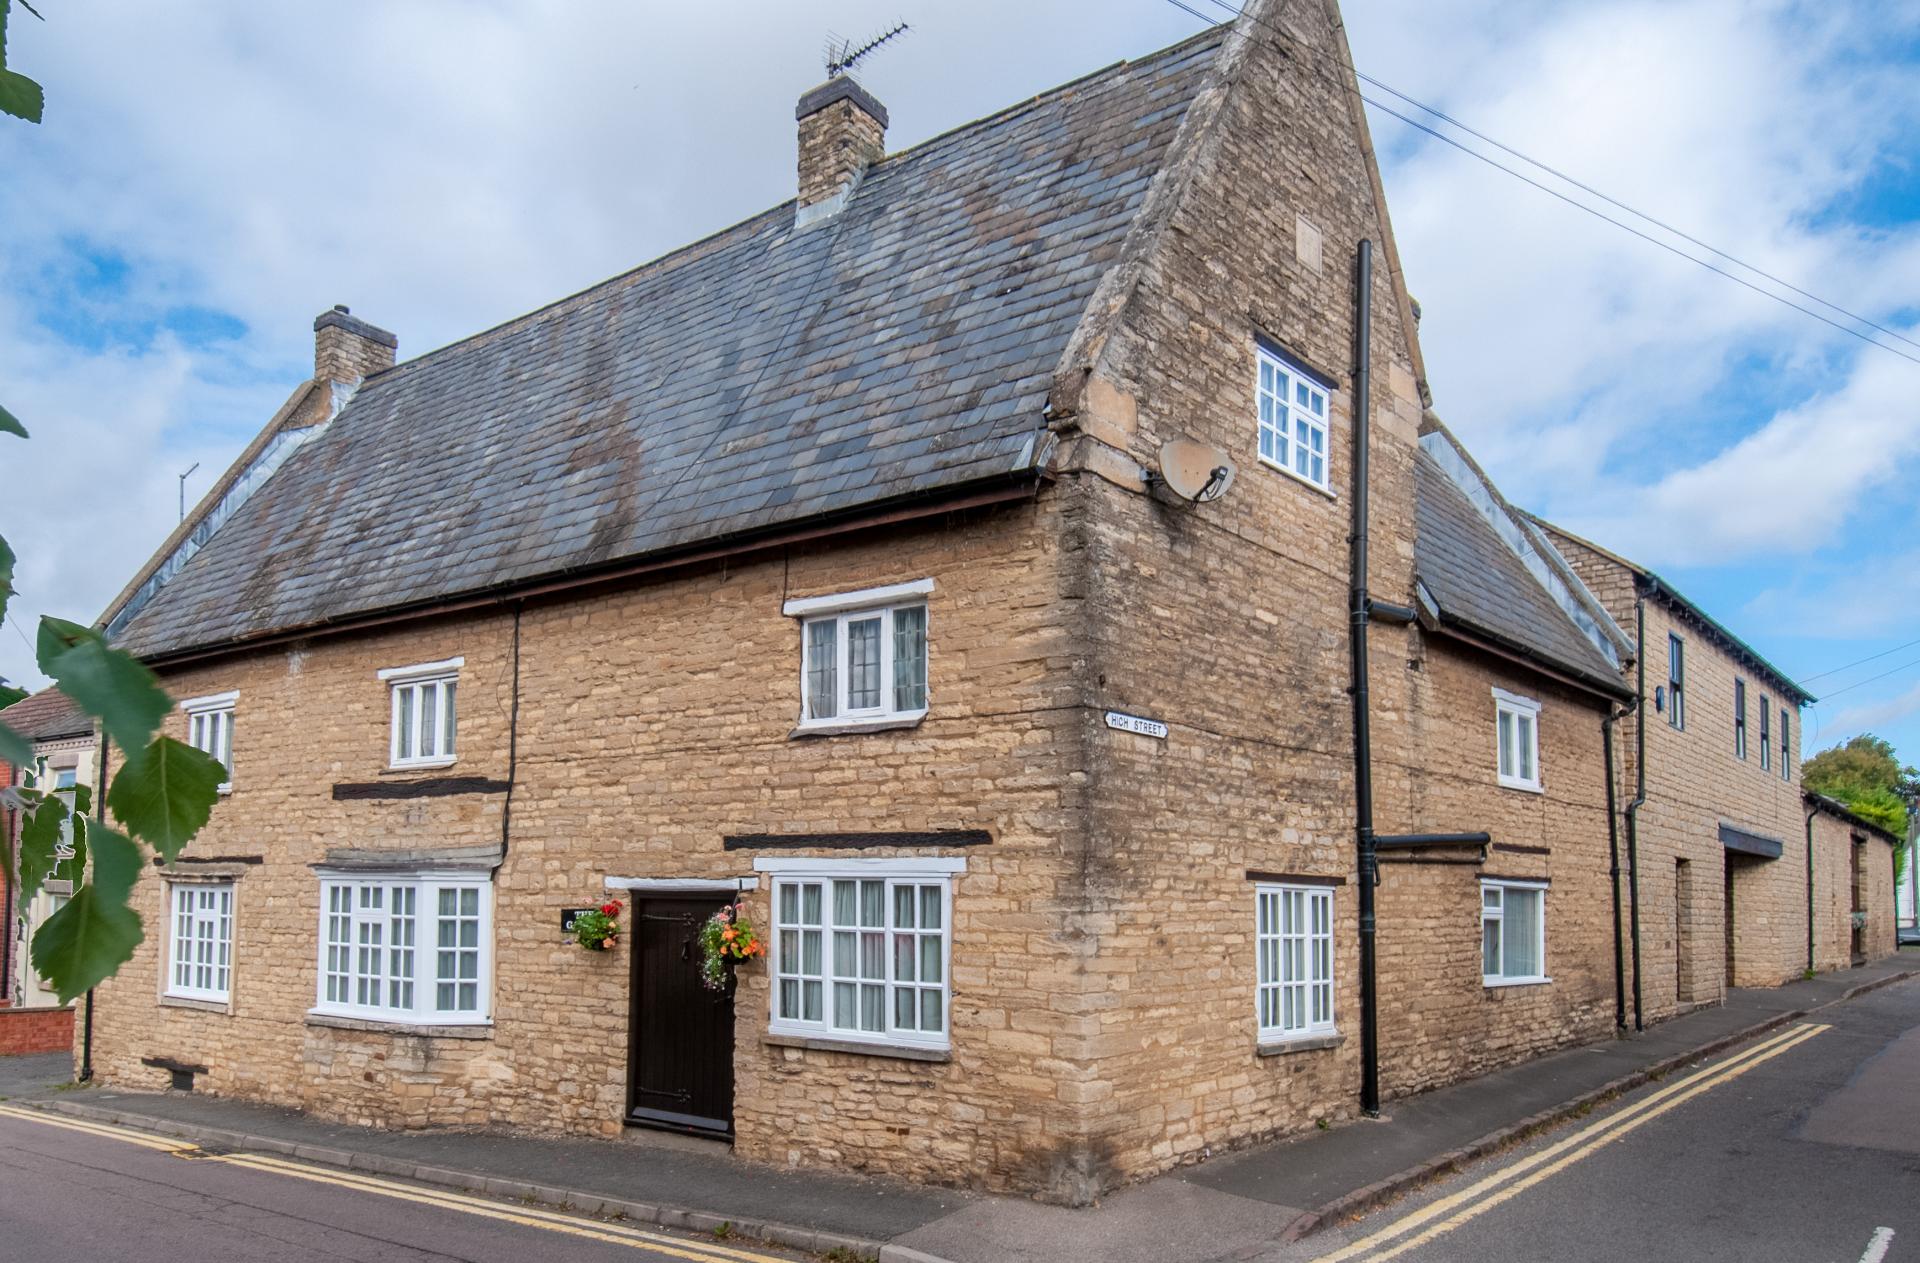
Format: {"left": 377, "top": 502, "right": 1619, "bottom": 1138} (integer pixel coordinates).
{"left": 1415, "top": 451, "right": 1631, "bottom": 697}
{"left": 0, "top": 687, "right": 90, "bottom": 748}
{"left": 109, "top": 30, "right": 1229, "bottom": 660}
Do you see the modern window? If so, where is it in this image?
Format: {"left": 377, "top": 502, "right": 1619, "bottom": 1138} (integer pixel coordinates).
{"left": 181, "top": 691, "right": 237, "bottom": 792}
{"left": 1494, "top": 689, "right": 1542, "bottom": 792}
{"left": 1482, "top": 880, "right": 1547, "bottom": 986}
{"left": 167, "top": 882, "right": 234, "bottom": 1003}
{"left": 1733, "top": 679, "right": 1747, "bottom": 760}
{"left": 761, "top": 857, "right": 958, "bottom": 1052}
{"left": 314, "top": 874, "right": 491, "bottom": 1025}
{"left": 1759, "top": 698, "right": 1772, "bottom": 772}
{"left": 783, "top": 581, "right": 932, "bottom": 729}
{"left": 1780, "top": 707, "right": 1790, "bottom": 782}
{"left": 1256, "top": 883, "right": 1335, "bottom": 1042}
{"left": 1255, "top": 343, "right": 1331, "bottom": 490}
{"left": 1667, "top": 635, "right": 1686, "bottom": 730}
{"left": 378, "top": 658, "right": 461, "bottom": 769}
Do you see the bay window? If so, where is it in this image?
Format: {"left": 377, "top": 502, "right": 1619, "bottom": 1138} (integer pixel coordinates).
{"left": 313, "top": 873, "right": 490, "bottom": 1025}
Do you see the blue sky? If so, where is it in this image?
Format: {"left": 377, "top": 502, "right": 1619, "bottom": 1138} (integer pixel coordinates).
{"left": 3, "top": 0, "right": 1919, "bottom": 770}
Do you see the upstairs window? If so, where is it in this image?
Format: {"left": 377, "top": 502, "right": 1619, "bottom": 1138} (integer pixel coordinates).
{"left": 181, "top": 691, "right": 237, "bottom": 792}
{"left": 1494, "top": 689, "right": 1542, "bottom": 792}
{"left": 1733, "top": 679, "right": 1747, "bottom": 760}
{"left": 1255, "top": 344, "right": 1330, "bottom": 491}
{"left": 784, "top": 581, "right": 932, "bottom": 730}
{"left": 1759, "top": 699, "right": 1772, "bottom": 772}
{"left": 1482, "top": 880, "right": 1547, "bottom": 986}
{"left": 1667, "top": 635, "right": 1686, "bottom": 730}
{"left": 1780, "top": 707, "right": 1791, "bottom": 781}
{"left": 379, "top": 658, "right": 461, "bottom": 769}
{"left": 1256, "top": 883, "right": 1335, "bottom": 1042}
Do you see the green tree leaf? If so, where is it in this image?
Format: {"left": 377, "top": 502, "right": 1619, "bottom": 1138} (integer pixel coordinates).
{"left": 108, "top": 735, "right": 224, "bottom": 861}
{"left": 0, "top": 69, "right": 37, "bottom": 123}
{"left": 0, "top": 403, "right": 26, "bottom": 437}
{"left": 36, "top": 616, "right": 169, "bottom": 755}
{"left": 30, "top": 824, "right": 145, "bottom": 1004}
{"left": 0, "top": 532, "right": 17, "bottom": 628}
{"left": 17, "top": 791, "right": 67, "bottom": 904}
{"left": 0, "top": 719, "right": 28, "bottom": 767}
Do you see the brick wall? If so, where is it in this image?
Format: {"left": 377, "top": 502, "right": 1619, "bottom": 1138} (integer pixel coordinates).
{"left": 0, "top": 1005, "right": 74, "bottom": 1055}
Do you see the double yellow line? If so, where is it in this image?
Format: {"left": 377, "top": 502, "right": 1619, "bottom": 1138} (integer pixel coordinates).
{"left": 0, "top": 1103, "right": 792, "bottom": 1263}
{"left": 1317, "top": 1021, "right": 1831, "bottom": 1261}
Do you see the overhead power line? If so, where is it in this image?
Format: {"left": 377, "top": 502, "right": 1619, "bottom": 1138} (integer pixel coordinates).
{"left": 1161, "top": 0, "right": 1920, "bottom": 370}
{"left": 1799, "top": 635, "right": 1920, "bottom": 686}
{"left": 1809, "top": 654, "right": 1920, "bottom": 704}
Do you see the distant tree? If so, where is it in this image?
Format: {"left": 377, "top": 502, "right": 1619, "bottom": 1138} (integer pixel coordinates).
{"left": 1804, "top": 733, "right": 1917, "bottom": 880}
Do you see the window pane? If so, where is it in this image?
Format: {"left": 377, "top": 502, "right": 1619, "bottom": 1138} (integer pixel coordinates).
{"left": 1503, "top": 888, "right": 1542, "bottom": 978}
{"left": 860, "top": 983, "right": 884, "bottom": 1032}
{"left": 443, "top": 681, "right": 457, "bottom": 755}
{"left": 892, "top": 605, "right": 928, "bottom": 713}
{"left": 894, "top": 885, "right": 916, "bottom": 929}
{"left": 1483, "top": 916, "right": 1500, "bottom": 975}
{"left": 833, "top": 981, "right": 857, "bottom": 1029}
{"left": 894, "top": 935, "right": 917, "bottom": 982}
{"left": 780, "top": 979, "right": 800, "bottom": 1019}
{"left": 1498, "top": 711, "right": 1514, "bottom": 777}
{"left": 920, "top": 989, "right": 943, "bottom": 1032}
{"left": 833, "top": 930, "right": 856, "bottom": 977}
{"left": 920, "top": 935, "right": 942, "bottom": 983}
{"left": 801, "top": 883, "right": 823, "bottom": 926}
{"left": 832, "top": 881, "right": 856, "bottom": 926}
{"left": 920, "top": 886, "right": 941, "bottom": 931}
{"left": 397, "top": 685, "right": 415, "bottom": 758}
{"left": 847, "top": 617, "right": 882, "bottom": 710}
{"left": 860, "top": 880, "right": 884, "bottom": 927}
{"left": 800, "top": 927, "right": 822, "bottom": 975}
{"left": 895, "top": 987, "right": 917, "bottom": 1030}
{"left": 1518, "top": 715, "right": 1535, "bottom": 781}
{"left": 420, "top": 685, "right": 437, "bottom": 758}
{"left": 779, "top": 884, "right": 798, "bottom": 924}
{"left": 806, "top": 621, "right": 838, "bottom": 720}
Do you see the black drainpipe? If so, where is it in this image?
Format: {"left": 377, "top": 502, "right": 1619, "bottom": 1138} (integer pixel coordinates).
{"left": 1624, "top": 596, "right": 1647, "bottom": 1031}
{"left": 1604, "top": 707, "right": 1626, "bottom": 1032}
{"left": 1348, "top": 239, "right": 1382, "bottom": 1118}
{"left": 1804, "top": 802, "right": 1818, "bottom": 975}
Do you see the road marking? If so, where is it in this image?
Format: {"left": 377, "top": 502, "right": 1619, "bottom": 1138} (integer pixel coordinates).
{"left": 210, "top": 1152, "right": 792, "bottom": 1263}
{"left": 0, "top": 1103, "right": 198, "bottom": 1154}
{"left": 1317, "top": 1022, "right": 1832, "bottom": 1261}
{"left": 1860, "top": 1226, "right": 1895, "bottom": 1263}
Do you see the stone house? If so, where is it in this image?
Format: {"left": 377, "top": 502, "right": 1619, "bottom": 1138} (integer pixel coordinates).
{"left": 71, "top": 0, "right": 1859, "bottom": 1202}
{"left": 1530, "top": 520, "right": 1900, "bottom": 1025}
{"left": 1806, "top": 793, "right": 1899, "bottom": 969}
{"left": 0, "top": 686, "right": 87, "bottom": 1052}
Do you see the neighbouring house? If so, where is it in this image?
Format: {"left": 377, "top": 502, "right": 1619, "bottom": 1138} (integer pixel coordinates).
{"left": 1806, "top": 794, "right": 1900, "bottom": 968}
{"left": 0, "top": 686, "right": 87, "bottom": 1054}
{"left": 1529, "top": 519, "right": 1900, "bottom": 1023}
{"left": 72, "top": 0, "right": 1891, "bottom": 1205}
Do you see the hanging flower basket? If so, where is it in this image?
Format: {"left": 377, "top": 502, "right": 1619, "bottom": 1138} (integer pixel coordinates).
{"left": 572, "top": 900, "right": 623, "bottom": 951}
{"left": 698, "top": 901, "right": 765, "bottom": 990}
{"left": 1851, "top": 910, "right": 1870, "bottom": 930}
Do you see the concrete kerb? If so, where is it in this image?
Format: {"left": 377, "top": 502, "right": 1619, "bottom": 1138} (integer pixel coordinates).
{"left": 14, "top": 1096, "right": 894, "bottom": 1261}
{"left": 1278, "top": 968, "right": 1919, "bottom": 1242}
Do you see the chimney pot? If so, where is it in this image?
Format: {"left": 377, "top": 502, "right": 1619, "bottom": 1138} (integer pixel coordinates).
{"left": 795, "top": 77, "right": 887, "bottom": 228}
{"left": 313, "top": 305, "right": 397, "bottom": 385}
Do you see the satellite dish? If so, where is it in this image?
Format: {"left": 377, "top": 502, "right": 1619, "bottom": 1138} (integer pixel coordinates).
{"left": 1157, "top": 438, "right": 1235, "bottom": 504}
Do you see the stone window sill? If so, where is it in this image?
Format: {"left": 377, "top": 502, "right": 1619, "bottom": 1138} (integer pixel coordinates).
{"left": 762, "top": 1033, "right": 951, "bottom": 1063}
{"left": 788, "top": 715, "right": 927, "bottom": 740}
{"left": 1257, "top": 1032, "right": 1345, "bottom": 1057}
{"left": 305, "top": 1012, "right": 494, "bottom": 1040}
{"left": 1483, "top": 977, "right": 1552, "bottom": 990}
{"left": 383, "top": 758, "right": 459, "bottom": 775}
{"left": 160, "top": 994, "right": 232, "bottom": 1015}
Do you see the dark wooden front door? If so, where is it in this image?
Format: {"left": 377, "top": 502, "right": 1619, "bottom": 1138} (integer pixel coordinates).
{"left": 628, "top": 896, "right": 734, "bottom": 1138}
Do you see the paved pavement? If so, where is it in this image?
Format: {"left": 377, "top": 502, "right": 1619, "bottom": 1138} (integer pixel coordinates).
{"left": 3, "top": 954, "right": 1913, "bottom": 1263}
{"left": 0, "top": 1107, "right": 810, "bottom": 1262}
{"left": 1278, "top": 973, "right": 1920, "bottom": 1262}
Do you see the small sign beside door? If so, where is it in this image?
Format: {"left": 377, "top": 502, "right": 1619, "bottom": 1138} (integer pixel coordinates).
{"left": 1104, "top": 710, "right": 1168, "bottom": 740}
{"left": 561, "top": 908, "right": 597, "bottom": 935}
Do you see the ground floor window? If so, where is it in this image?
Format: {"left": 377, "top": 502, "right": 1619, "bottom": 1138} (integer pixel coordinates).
{"left": 759, "top": 857, "right": 958, "bottom": 1052}
{"left": 167, "top": 882, "right": 233, "bottom": 1002}
{"left": 313, "top": 874, "right": 490, "bottom": 1025}
{"left": 1256, "top": 884, "right": 1335, "bottom": 1040}
{"left": 1482, "top": 880, "right": 1547, "bottom": 985}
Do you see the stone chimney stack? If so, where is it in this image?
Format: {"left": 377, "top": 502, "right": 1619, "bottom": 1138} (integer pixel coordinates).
{"left": 795, "top": 77, "right": 887, "bottom": 228}
{"left": 313, "top": 305, "right": 397, "bottom": 386}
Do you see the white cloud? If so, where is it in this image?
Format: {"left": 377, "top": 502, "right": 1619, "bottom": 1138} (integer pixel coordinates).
{"left": 1816, "top": 679, "right": 1920, "bottom": 748}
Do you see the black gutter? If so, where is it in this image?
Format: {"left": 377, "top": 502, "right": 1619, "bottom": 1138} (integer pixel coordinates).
{"left": 1625, "top": 596, "right": 1647, "bottom": 1031}
{"left": 1604, "top": 707, "right": 1626, "bottom": 1031}
{"left": 1349, "top": 240, "right": 1381, "bottom": 1119}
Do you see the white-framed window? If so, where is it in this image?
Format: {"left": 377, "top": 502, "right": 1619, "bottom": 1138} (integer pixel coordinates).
{"left": 1481, "top": 880, "right": 1548, "bottom": 986}
{"left": 313, "top": 872, "right": 491, "bottom": 1025}
{"left": 167, "top": 882, "right": 234, "bottom": 1003}
{"left": 1255, "top": 343, "right": 1331, "bottom": 491}
{"left": 378, "top": 658, "right": 462, "bottom": 769}
{"left": 783, "top": 581, "right": 932, "bottom": 729}
{"left": 1494, "top": 689, "right": 1541, "bottom": 792}
{"left": 1667, "top": 634, "right": 1686, "bottom": 730}
{"left": 181, "top": 690, "right": 237, "bottom": 792}
{"left": 1256, "top": 884, "right": 1335, "bottom": 1042}
{"left": 758, "top": 856, "right": 959, "bottom": 1052}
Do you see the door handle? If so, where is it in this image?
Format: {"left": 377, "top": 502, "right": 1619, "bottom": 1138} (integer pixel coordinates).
{"left": 683, "top": 939, "right": 691, "bottom": 962}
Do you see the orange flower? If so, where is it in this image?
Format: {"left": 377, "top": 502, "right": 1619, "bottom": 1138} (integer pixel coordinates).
{"left": 721, "top": 928, "right": 737, "bottom": 942}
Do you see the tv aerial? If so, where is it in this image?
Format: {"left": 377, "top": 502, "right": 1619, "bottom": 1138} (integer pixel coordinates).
{"left": 825, "top": 22, "right": 910, "bottom": 79}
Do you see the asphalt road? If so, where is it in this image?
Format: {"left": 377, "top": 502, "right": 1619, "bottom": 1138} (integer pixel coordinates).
{"left": 0, "top": 1107, "right": 806, "bottom": 1263}
{"left": 1298, "top": 977, "right": 1920, "bottom": 1262}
